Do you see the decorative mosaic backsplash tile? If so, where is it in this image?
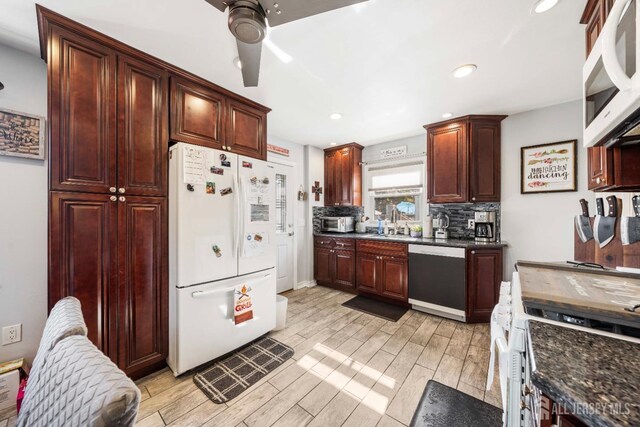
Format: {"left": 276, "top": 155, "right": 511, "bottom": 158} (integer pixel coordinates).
{"left": 312, "top": 206, "right": 365, "bottom": 232}
{"left": 429, "top": 202, "right": 501, "bottom": 240}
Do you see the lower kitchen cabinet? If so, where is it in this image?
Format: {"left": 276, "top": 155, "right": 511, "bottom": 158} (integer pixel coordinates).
{"left": 49, "top": 191, "right": 168, "bottom": 379}
{"left": 356, "top": 240, "right": 408, "bottom": 302}
{"left": 466, "top": 248, "right": 503, "bottom": 323}
{"left": 313, "top": 237, "right": 355, "bottom": 292}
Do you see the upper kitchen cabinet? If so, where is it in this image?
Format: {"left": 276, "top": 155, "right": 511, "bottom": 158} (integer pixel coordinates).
{"left": 226, "top": 99, "right": 267, "bottom": 160}
{"left": 324, "top": 143, "right": 363, "bottom": 207}
{"left": 47, "top": 25, "right": 117, "bottom": 194}
{"left": 169, "top": 77, "right": 225, "bottom": 149}
{"left": 425, "top": 115, "right": 506, "bottom": 203}
{"left": 46, "top": 25, "right": 169, "bottom": 197}
{"left": 118, "top": 55, "right": 168, "bottom": 197}
{"left": 169, "top": 76, "right": 270, "bottom": 160}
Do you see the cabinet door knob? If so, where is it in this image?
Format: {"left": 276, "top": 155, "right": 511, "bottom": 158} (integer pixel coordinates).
{"left": 596, "top": 177, "right": 602, "bottom": 184}
{"left": 110, "top": 196, "right": 117, "bottom": 202}
{"left": 118, "top": 188, "right": 125, "bottom": 194}
{"left": 471, "top": 250, "right": 476, "bottom": 255}
{"left": 109, "top": 187, "right": 116, "bottom": 193}
{"left": 472, "top": 197, "right": 476, "bottom": 201}
{"left": 119, "top": 196, "right": 126, "bottom": 202}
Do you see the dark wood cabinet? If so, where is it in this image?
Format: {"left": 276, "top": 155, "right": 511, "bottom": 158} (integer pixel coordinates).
{"left": 48, "top": 25, "right": 117, "bottom": 194}
{"left": 324, "top": 143, "right": 363, "bottom": 207}
{"left": 425, "top": 115, "right": 505, "bottom": 203}
{"left": 117, "top": 196, "right": 168, "bottom": 378}
{"left": 314, "top": 237, "right": 356, "bottom": 291}
{"left": 169, "top": 78, "right": 269, "bottom": 160}
{"left": 427, "top": 121, "right": 468, "bottom": 203}
{"left": 49, "top": 192, "right": 118, "bottom": 358}
{"left": 466, "top": 248, "right": 503, "bottom": 323}
{"left": 355, "top": 240, "right": 408, "bottom": 302}
{"left": 226, "top": 99, "right": 267, "bottom": 160}
{"left": 169, "top": 77, "right": 225, "bottom": 149}
{"left": 118, "top": 55, "right": 168, "bottom": 197}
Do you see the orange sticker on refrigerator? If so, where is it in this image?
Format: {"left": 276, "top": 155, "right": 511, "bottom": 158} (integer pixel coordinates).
{"left": 234, "top": 284, "right": 254, "bottom": 325}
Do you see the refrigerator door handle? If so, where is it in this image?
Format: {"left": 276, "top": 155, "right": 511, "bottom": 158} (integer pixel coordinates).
{"left": 233, "top": 172, "right": 241, "bottom": 257}
{"left": 191, "top": 273, "right": 273, "bottom": 298}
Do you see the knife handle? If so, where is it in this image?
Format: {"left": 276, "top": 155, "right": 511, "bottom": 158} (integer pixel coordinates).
{"left": 633, "top": 195, "right": 640, "bottom": 217}
{"left": 596, "top": 198, "right": 604, "bottom": 216}
{"left": 579, "top": 199, "right": 589, "bottom": 217}
{"left": 607, "top": 195, "right": 618, "bottom": 217}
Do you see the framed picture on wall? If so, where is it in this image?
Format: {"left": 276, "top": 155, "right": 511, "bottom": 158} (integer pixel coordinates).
{"left": 0, "top": 108, "right": 46, "bottom": 160}
{"left": 521, "top": 140, "right": 577, "bottom": 194}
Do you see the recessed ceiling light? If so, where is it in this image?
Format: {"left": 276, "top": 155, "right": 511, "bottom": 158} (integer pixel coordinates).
{"left": 330, "top": 113, "right": 342, "bottom": 120}
{"left": 233, "top": 57, "right": 242, "bottom": 69}
{"left": 453, "top": 64, "right": 477, "bottom": 78}
{"left": 533, "top": 0, "right": 559, "bottom": 14}
{"left": 330, "top": 142, "right": 337, "bottom": 146}
{"left": 442, "top": 113, "right": 453, "bottom": 119}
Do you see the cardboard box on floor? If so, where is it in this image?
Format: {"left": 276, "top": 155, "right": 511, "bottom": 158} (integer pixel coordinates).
{"left": 0, "top": 359, "right": 23, "bottom": 411}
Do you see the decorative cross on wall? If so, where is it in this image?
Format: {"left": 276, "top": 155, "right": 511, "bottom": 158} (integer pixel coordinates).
{"left": 311, "top": 181, "right": 323, "bottom": 201}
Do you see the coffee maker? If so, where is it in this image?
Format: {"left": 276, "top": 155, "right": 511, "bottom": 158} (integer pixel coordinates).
{"left": 474, "top": 211, "right": 497, "bottom": 242}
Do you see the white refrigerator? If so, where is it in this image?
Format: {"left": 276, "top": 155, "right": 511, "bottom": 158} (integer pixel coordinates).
{"left": 168, "top": 142, "right": 277, "bottom": 376}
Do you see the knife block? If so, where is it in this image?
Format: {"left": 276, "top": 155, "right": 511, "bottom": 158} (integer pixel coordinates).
{"left": 574, "top": 199, "right": 640, "bottom": 268}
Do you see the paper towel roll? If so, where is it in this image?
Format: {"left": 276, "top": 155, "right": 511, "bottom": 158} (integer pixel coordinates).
{"left": 423, "top": 215, "right": 433, "bottom": 238}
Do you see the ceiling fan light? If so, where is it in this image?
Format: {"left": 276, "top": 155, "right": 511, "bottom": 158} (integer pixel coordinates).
{"left": 533, "top": 0, "right": 559, "bottom": 14}
{"left": 453, "top": 64, "right": 477, "bottom": 78}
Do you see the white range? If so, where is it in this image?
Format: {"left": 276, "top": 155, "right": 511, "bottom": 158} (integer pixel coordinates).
{"left": 168, "top": 142, "right": 277, "bottom": 376}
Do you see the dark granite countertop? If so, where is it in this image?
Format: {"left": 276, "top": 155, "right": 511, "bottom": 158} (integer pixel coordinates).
{"left": 313, "top": 232, "right": 507, "bottom": 249}
{"left": 528, "top": 321, "right": 640, "bottom": 427}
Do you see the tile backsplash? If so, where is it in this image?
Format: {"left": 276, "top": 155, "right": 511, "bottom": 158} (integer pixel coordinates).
{"left": 312, "top": 206, "right": 364, "bottom": 232}
{"left": 429, "top": 202, "right": 501, "bottom": 240}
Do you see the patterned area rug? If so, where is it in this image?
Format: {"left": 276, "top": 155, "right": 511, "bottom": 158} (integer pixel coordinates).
{"left": 193, "top": 337, "right": 294, "bottom": 404}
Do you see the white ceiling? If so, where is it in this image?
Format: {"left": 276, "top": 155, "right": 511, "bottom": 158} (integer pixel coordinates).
{"left": 0, "top": 0, "right": 586, "bottom": 147}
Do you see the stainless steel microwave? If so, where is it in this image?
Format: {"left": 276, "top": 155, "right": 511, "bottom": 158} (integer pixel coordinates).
{"left": 320, "top": 216, "right": 355, "bottom": 233}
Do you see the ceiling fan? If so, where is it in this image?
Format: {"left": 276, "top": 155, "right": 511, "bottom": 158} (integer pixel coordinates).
{"left": 204, "top": 0, "right": 368, "bottom": 87}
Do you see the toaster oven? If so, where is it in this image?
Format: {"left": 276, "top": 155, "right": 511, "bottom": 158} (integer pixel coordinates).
{"left": 320, "top": 216, "right": 355, "bottom": 233}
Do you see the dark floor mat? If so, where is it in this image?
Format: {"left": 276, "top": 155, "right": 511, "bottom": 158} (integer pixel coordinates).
{"left": 193, "top": 337, "right": 294, "bottom": 404}
{"left": 342, "top": 295, "right": 408, "bottom": 322}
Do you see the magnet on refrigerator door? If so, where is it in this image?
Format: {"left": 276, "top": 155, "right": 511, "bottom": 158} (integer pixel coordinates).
{"left": 210, "top": 166, "right": 224, "bottom": 175}
{"left": 242, "top": 161, "right": 253, "bottom": 168}
{"left": 206, "top": 182, "right": 215, "bottom": 194}
{"left": 220, "top": 187, "right": 233, "bottom": 196}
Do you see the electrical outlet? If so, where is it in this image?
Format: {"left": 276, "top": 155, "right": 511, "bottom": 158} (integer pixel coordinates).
{"left": 468, "top": 219, "right": 475, "bottom": 229}
{"left": 2, "top": 324, "right": 22, "bottom": 345}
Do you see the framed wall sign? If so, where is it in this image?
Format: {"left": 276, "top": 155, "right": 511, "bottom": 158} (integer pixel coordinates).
{"left": 380, "top": 145, "right": 407, "bottom": 159}
{"left": 521, "top": 140, "right": 577, "bottom": 194}
{"left": 0, "top": 108, "right": 46, "bottom": 160}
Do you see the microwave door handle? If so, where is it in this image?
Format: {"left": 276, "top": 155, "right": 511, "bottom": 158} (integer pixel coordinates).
{"left": 601, "top": 0, "right": 634, "bottom": 91}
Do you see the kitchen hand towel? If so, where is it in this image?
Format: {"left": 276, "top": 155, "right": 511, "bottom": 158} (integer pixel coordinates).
{"left": 487, "top": 307, "right": 510, "bottom": 413}
{"left": 234, "top": 284, "right": 254, "bottom": 325}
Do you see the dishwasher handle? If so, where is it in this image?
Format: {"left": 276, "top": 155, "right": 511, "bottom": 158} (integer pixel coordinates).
{"left": 408, "top": 244, "right": 465, "bottom": 258}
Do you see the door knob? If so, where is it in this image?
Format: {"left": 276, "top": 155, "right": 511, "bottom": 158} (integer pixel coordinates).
{"left": 110, "top": 196, "right": 117, "bottom": 202}
{"left": 222, "top": 145, "right": 227, "bottom": 150}
{"left": 109, "top": 187, "right": 116, "bottom": 193}
{"left": 118, "top": 188, "right": 125, "bottom": 194}
{"left": 119, "top": 196, "right": 126, "bottom": 202}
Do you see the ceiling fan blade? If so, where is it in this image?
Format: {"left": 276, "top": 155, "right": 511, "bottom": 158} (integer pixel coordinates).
{"left": 258, "top": 0, "right": 368, "bottom": 27}
{"left": 237, "top": 39, "right": 262, "bottom": 87}
{"left": 204, "top": 0, "right": 230, "bottom": 12}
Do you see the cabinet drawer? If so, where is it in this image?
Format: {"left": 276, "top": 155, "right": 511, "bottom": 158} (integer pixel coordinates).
{"left": 357, "top": 240, "right": 408, "bottom": 257}
{"left": 333, "top": 238, "right": 355, "bottom": 250}
{"left": 314, "top": 236, "right": 356, "bottom": 250}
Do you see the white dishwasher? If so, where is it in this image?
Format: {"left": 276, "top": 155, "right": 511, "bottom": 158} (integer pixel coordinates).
{"left": 408, "top": 245, "right": 466, "bottom": 321}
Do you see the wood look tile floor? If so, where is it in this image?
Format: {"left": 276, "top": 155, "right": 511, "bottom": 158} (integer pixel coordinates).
{"left": 0, "top": 286, "right": 501, "bottom": 427}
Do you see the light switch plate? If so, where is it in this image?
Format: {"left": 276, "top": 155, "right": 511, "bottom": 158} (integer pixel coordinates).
{"left": 2, "top": 324, "right": 22, "bottom": 345}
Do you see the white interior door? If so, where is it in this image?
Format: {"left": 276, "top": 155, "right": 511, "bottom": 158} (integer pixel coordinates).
{"left": 272, "top": 163, "right": 295, "bottom": 293}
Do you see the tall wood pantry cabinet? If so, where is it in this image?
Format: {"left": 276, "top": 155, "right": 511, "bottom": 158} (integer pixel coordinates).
{"left": 39, "top": 5, "right": 270, "bottom": 379}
